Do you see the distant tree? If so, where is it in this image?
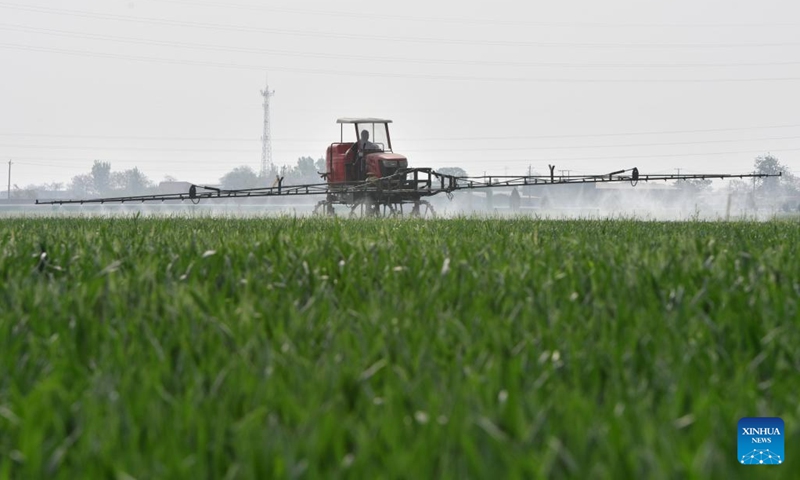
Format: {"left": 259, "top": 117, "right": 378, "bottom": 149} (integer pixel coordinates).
{"left": 284, "top": 157, "right": 324, "bottom": 184}
{"left": 91, "top": 160, "right": 112, "bottom": 196}
{"left": 754, "top": 154, "right": 783, "bottom": 176}
{"left": 220, "top": 166, "right": 260, "bottom": 189}
{"left": 69, "top": 173, "right": 96, "bottom": 197}
{"left": 728, "top": 179, "right": 751, "bottom": 195}
{"left": 753, "top": 154, "right": 798, "bottom": 196}
{"left": 112, "top": 167, "right": 153, "bottom": 195}
{"left": 437, "top": 167, "right": 468, "bottom": 177}
{"left": 10, "top": 184, "right": 38, "bottom": 200}
{"left": 4, "top": 182, "right": 62, "bottom": 200}
{"left": 297, "top": 157, "right": 318, "bottom": 177}
{"left": 258, "top": 164, "right": 280, "bottom": 185}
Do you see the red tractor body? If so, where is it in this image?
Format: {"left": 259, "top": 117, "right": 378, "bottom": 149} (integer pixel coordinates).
{"left": 325, "top": 118, "right": 408, "bottom": 184}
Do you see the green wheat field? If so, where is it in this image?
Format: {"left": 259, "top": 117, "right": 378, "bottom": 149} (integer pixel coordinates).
{"left": 1, "top": 217, "right": 798, "bottom": 479}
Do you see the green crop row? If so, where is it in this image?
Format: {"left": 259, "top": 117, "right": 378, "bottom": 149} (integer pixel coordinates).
{"left": 1, "top": 217, "right": 798, "bottom": 479}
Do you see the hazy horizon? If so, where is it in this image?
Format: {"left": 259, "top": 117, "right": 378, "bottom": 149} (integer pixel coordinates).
{"left": 2, "top": 0, "right": 800, "bottom": 190}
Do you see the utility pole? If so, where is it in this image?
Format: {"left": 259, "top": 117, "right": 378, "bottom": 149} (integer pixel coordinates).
{"left": 260, "top": 76, "right": 276, "bottom": 180}
{"left": 6, "top": 160, "right": 10, "bottom": 199}
{"left": 674, "top": 168, "right": 682, "bottom": 176}
{"left": 559, "top": 169, "right": 571, "bottom": 178}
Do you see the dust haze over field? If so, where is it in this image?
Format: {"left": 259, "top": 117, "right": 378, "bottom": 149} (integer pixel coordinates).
{"left": 6, "top": 171, "right": 795, "bottom": 220}
{"left": 2, "top": 0, "right": 800, "bottom": 191}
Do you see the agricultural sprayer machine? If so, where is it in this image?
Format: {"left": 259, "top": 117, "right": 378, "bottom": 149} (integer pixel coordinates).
{"left": 37, "top": 118, "right": 781, "bottom": 216}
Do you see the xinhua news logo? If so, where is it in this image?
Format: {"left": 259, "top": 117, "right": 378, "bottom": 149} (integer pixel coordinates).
{"left": 738, "top": 417, "right": 784, "bottom": 465}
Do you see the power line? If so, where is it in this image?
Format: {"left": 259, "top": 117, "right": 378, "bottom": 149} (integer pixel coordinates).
{"left": 7, "top": 23, "right": 800, "bottom": 70}
{"left": 11, "top": 161, "right": 85, "bottom": 170}
{"left": 5, "top": 43, "right": 800, "bottom": 84}
{"left": 11, "top": 160, "right": 243, "bottom": 174}
{"left": 0, "top": 132, "right": 265, "bottom": 142}
{"left": 3, "top": 3, "right": 800, "bottom": 49}
{"left": 404, "top": 125, "right": 800, "bottom": 141}
{"left": 492, "top": 148, "right": 800, "bottom": 164}
{"left": 5, "top": 23, "right": 800, "bottom": 70}
{"left": 4, "top": 134, "right": 800, "bottom": 153}
{"left": 3, "top": 124, "right": 800, "bottom": 143}
{"left": 144, "top": 0, "right": 800, "bottom": 29}
{"left": 0, "top": 144, "right": 262, "bottom": 153}
{"left": 7, "top": 147, "right": 800, "bottom": 165}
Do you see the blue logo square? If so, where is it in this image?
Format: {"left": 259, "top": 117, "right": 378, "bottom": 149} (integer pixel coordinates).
{"left": 738, "top": 417, "right": 784, "bottom": 465}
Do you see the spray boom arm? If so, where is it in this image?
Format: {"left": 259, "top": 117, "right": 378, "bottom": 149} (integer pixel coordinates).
{"left": 35, "top": 167, "right": 780, "bottom": 206}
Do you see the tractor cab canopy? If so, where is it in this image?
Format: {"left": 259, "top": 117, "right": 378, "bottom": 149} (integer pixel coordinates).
{"left": 336, "top": 118, "right": 393, "bottom": 152}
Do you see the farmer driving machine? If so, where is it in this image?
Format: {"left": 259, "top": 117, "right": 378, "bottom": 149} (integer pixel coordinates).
{"left": 37, "top": 117, "right": 781, "bottom": 216}
{"left": 318, "top": 118, "right": 437, "bottom": 217}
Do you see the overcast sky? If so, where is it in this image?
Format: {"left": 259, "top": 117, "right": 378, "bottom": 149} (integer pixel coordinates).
{"left": 2, "top": 0, "right": 800, "bottom": 188}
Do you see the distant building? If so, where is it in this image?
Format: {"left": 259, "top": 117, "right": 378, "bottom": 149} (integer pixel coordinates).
{"left": 157, "top": 181, "right": 194, "bottom": 195}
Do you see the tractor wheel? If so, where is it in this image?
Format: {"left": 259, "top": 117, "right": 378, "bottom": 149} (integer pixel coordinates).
{"left": 383, "top": 203, "right": 402, "bottom": 218}
{"left": 410, "top": 200, "right": 436, "bottom": 219}
{"left": 349, "top": 198, "right": 380, "bottom": 218}
{"left": 313, "top": 200, "right": 335, "bottom": 216}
